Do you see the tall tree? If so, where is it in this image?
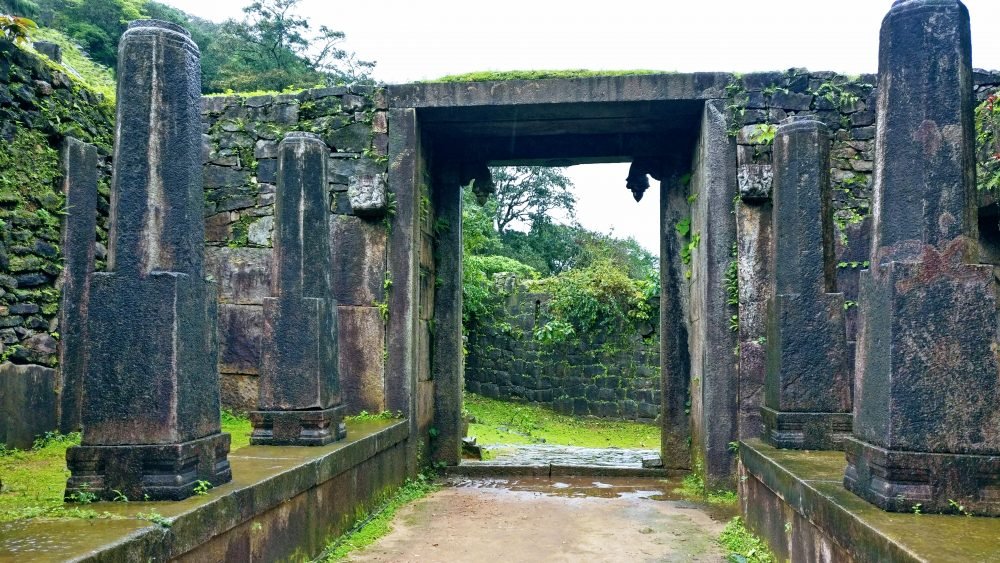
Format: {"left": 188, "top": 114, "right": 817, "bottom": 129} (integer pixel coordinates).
{"left": 490, "top": 166, "right": 576, "bottom": 234}
{"left": 207, "top": 0, "right": 373, "bottom": 92}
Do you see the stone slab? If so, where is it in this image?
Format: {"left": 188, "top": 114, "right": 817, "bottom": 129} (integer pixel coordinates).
{"left": 0, "top": 362, "right": 57, "bottom": 449}
{"left": 217, "top": 304, "right": 262, "bottom": 375}
{"left": 330, "top": 215, "right": 387, "bottom": 306}
{"left": 338, "top": 306, "right": 386, "bottom": 415}
{"left": 204, "top": 247, "right": 273, "bottom": 305}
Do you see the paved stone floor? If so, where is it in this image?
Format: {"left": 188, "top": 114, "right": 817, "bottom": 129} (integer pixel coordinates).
{"left": 464, "top": 444, "right": 660, "bottom": 468}
{"left": 348, "top": 476, "right": 731, "bottom": 563}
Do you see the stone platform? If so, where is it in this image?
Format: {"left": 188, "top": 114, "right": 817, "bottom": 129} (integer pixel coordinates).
{"left": 0, "top": 420, "right": 408, "bottom": 562}
{"left": 739, "top": 439, "right": 1000, "bottom": 562}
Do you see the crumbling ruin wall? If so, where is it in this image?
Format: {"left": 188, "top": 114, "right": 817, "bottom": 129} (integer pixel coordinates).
{"left": 199, "top": 87, "right": 390, "bottom": 415}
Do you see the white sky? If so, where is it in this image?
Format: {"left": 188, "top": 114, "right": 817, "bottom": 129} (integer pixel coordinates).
{"left": 161, "top": 0, "right": 1000, "bottom": 253}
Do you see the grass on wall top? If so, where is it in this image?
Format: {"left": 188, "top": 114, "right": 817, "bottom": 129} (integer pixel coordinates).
{"left": 426, "top": 69, "right": 674, "bottom": 83}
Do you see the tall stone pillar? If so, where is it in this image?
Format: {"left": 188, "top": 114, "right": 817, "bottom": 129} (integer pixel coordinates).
{"left": 57, "top": 138, "right": 97, "bottom": 433}
{"left": 844, "top": 0, "right": 1000, "bottom": 515}
{"left": 250, "top": 132, "right": 346, "bottom": 445}
{"left": 65, "top": 20, "right": 231, "bottom": 502}
{"left": 761, "top": 117, "right": 851, "bottom": 450}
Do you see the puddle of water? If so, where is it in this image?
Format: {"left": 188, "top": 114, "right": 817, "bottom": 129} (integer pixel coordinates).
{"left": 445, "top": 476, "right": 738, "bottom": 521}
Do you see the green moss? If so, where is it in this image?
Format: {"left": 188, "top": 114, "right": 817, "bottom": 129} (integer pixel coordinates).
{"left": 30, "top": 27, "right": 117, "bottom": 103}
{"left": 345, "top": 410, "right": 402, "bottom": 423}
{"left": 427, "top": 69, "right": 673, "bottom": 83}
{"left": 463, "top": 392, "right": 660, "bottom": 449}
{"left": 319, "top": 474, "right": 438, "bottom": 561}
{"left": 718, "top": 516, "right": 775, "bottom": 563}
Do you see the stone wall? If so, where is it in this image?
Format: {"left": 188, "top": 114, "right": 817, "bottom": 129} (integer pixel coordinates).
{"left": 465, "top": 282, "right": 661, "bottom": 422}
{"left": 729, "top": 68, "right": 1000, "bottom": 442}
{"left": 0, "top": 39, "right": 113, "bottom": 446}
{"left": 199, "top": 86, "right": 391, "bottom": 415}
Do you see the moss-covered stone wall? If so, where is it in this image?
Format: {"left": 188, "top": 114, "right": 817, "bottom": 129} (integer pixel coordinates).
{"left": 0, "top": 39, "right": 113, "bottom": 369}
{"left": 465, "top": 282, "right": 661, "bottom": 422}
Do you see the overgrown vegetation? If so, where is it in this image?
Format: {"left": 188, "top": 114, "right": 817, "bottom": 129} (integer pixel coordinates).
{"left": 464, "top": 392, "right": 660, "bottom": 449}
{"left": 718, "top": 516, "right": 775, "bottom": 563}
{"left": 1, "top": 0, "right": 374, "bottom": 94}
{"left": 428, "top": 69, "right": 670, "bottom": 83}
{"left": 318, "top": 473, "right": 438, "bottom": 561}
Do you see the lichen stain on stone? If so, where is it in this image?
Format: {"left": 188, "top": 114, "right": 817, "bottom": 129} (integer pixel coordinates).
{"left": 913, "top": 119, "right": 942, "bottom": 158}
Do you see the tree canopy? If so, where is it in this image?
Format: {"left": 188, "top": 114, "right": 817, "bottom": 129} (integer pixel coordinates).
{"left": 0, "top": 0, "right": 375, "bottom": 93}
{"left": 490, "top": 166, "right": 575, "bottom": 234}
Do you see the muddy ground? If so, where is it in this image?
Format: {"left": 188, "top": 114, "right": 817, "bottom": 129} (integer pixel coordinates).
{"left": 348, "top": 476, "right": 732, "bottom": 563}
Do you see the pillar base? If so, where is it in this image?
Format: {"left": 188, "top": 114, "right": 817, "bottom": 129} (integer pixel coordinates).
{"left": 844, "top": 437, "right": 1000, "bottom": 516}
{"left": 250, "top": 405, "right": 347, "bottom": 446}
{"left": 761, "top": 407, "right": 852, "bottom": 451}
{"left": 65, "top": 432, "right": 232, "bottom": 502}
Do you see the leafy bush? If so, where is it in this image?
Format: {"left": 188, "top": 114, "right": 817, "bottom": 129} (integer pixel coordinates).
{"left": 530, "top": 258, "right": 655, "bottom": 337}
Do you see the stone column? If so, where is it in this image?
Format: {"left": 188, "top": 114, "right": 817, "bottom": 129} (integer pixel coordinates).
{"left": 430, "top": 164, "right": 463, "bottom": 466}
{"left": 844, "top": 0, "right": 1000, "bottom": 515}
{"left": 250, "top": 132, "right": 346, "bottom": 445}
{"left": 761, "top": 117, "right": 851, "bottom": 450}
{"left": 57, "top": 138, "right": 97, "bottom": 433}
{"left": 66, "top": 20, "right": 230, "bottom": 502}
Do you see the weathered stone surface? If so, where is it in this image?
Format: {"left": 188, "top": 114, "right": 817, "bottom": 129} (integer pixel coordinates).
{"left": 218, "top": 304, "right": 262, "bottom": 375}
{"left": 846, "top": 0, "right": 1000, "bottom": 515}
{"left": 220, "top": 374, "right": 258, "bottom": 414}
{"left": 338, "top": 306, "right": 385, "bottom": 415}
{"left": 252, "top": 132, "right": 344, "bottom": 446}
{"left": 347, "top": 174, "right": 388, "bottom": 216}
{"left": 57, "top": 138, "right": 98, "bottom": 433}
{"left": 688, "top": 101, "right": 740, "bottom": 488}
{"left": 331, "top": 215, "right": 387, "bottom": 306}
{"left": 737, "top": 164, "right": 772, "bottom": 201}
{"left": 0, "top": 363, "right": 57, "bottom": 449}
{"left": 247, "top": 216, "right": 273, "bottom": 246}
{"left": 204, "top": 247, "right": 272, "bottom": 305}
{"left": 66, "top": 20, "right": 230, "bottom": 502}
{"left": 763, "top": 117, "right": 851, "bottom": 450}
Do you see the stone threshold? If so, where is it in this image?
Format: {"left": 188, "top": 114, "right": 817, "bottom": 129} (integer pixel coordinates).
{"left": 0, "top": 419, "right": 408, "bottom": 562}
{"left": 447, "top": 464, "right": 682, "bottom": 478}
{"left": 740, "top": 438, "right": 1000, "bottom": 562}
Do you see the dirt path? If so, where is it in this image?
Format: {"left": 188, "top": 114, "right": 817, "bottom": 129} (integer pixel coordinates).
{"left": 348, "top": 477, "right": 730, "bottom": 563}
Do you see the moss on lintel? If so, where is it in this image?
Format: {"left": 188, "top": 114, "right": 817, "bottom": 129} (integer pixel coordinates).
{"left": 425, "top": 69, "right": 674, "bottom": 83}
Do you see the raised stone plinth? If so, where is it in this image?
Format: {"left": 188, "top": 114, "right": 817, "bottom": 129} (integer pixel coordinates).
{"left": 762, "top": 117, "right": 851, "bottom": 451}
{"left": 845, "top": 0, "right": 1000, "bottom": 515}
{"left": 66, "top": 20, "right": 230, "bottom": 502}
{"left": 250, "top": 132, "right": 345, "bottom": 446}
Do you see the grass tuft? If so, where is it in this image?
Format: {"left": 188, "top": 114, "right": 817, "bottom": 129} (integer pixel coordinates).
{"left": 718, "top": 516, "right": 775, "bottom": 563}
{"left": 319, "top": 473, "right": 438, "bottom": 561}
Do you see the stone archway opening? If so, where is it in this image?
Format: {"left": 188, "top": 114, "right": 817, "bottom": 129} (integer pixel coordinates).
{"left": 385, "top": 75, "right": 741, "bottom": 485}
